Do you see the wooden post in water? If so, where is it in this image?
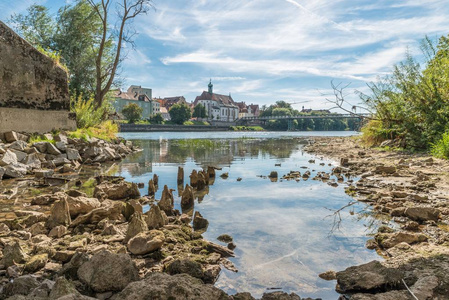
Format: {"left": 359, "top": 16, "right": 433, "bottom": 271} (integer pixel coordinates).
{"left": 177, "top": 166, "right": 184, "bottom": 185}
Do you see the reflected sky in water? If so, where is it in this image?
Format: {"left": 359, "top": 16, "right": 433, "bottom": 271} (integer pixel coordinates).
{"left": 115, "top": 132, "right": 380, "bottom": 299}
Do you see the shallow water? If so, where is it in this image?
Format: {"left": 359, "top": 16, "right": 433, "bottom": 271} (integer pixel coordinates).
{"left": 116, "top": 131, "right": 381, "bottom": 299}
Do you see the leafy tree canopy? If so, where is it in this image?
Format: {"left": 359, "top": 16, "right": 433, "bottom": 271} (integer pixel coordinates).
{"left": 169, "top": 103, "right": 192, "bottom": 125}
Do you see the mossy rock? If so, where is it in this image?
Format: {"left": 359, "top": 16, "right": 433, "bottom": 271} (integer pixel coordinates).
{"left": 24, "top": 253, "right": 48, "bottom": 273}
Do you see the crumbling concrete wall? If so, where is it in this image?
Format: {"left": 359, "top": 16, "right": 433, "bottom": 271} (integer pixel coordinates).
{"left": 0, "top": 21, "right": 76, "bottom": 133}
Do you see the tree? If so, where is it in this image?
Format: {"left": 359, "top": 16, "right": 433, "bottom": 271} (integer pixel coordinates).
{"left": 192, "top": 104, "right": 207, "bottom": 118}
{"left": 149, "top": 113, "right": 164, "bottom": 124}
{"left": 122, "top": 103, "right": 143, "bottom": 123}
{"left": 169, "top": 103, "right": 192, "bottom": 125}
{"left": 86, "top": 0, "right": 154, "bottom": 107}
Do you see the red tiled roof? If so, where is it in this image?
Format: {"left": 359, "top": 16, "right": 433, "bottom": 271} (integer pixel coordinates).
{"left": 194, "top": 91, "right": 236, "bottom": 107}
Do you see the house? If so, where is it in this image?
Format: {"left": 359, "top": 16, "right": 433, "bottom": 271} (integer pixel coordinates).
{"left": 159, "top": 96, "right": 187, "bottom": 110}
{"left": 300, "top": 106, "right": 330, "bottom": 114}
{"left": 112, "top": 86, "right": 160, "bottom": 119}
{"left": 160, "top": 106, "right": 171, "bottom": 121}
{"left": 248, "top": 104, "right": 260, "bottom": 117}
{"left": 235, "top": 102, "right": 260, "bottom": 118}
{"left": 193, "top": 81, "right": 239, "bottom": 122}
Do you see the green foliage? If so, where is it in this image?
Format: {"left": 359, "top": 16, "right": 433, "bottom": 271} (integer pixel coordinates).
{"left": 122, "top": 103, "right": 143, "bottom": 124}
{"left": 431, "top": 131, "right": 449, "bottom": 159}
{"left": 230, "top": 126, "right": 264, "bottom": 131}
{"left": 149, "top": 113, "right": 164, "bottom": 124}
{"left": 192, "top": 104, "right": 207, "bottom": 118}
{"left": 28, "top": 134, "right": 55, "bottom": 145}
{"left": 35, "top": 45, "right": 68, "bottom": 72}
{"left": 359, "top": 35, "right": 449, "bottom": 151}
{"left": 68, "top": 120, "right": 118, "bottom": 142}
{"left": 169, "top": 103, "right": 192, "bottom": 125}
{"left": 71, "top": 95, "right": 109, "bottom": 128}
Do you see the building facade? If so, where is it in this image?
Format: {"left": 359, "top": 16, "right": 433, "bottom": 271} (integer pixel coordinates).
{"left": 193, "top": 81, "right": 239, "bottom": 122}
{"left": 112, "top": 86, "right": 160, "bottom": 120}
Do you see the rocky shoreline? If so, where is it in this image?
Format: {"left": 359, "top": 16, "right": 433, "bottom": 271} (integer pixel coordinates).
{"left": 0, "top": 131, "right": 317, "bottom": 300}
{"left": 304, "top": 137, "right": 449, "bottom": 300}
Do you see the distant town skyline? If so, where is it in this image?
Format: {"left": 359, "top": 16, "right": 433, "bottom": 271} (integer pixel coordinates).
{"left": 1, "top": 0, "right": 449, "bottom": 110}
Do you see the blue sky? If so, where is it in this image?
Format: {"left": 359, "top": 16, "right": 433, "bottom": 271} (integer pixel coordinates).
{"left": 1, "top": 0, "right": 449, "bottom": 110}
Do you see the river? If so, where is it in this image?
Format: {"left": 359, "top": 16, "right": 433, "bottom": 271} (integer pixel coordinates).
{"left": 116, "top": 131, "right": 382, "bottom": 299}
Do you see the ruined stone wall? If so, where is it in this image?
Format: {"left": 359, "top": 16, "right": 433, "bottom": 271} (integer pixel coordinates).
{"left": 0, "top": 21, "right": 75, "bottom": 133}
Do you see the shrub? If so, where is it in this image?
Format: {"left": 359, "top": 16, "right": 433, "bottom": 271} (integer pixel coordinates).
{"left": 431, "top": 131, "right": 449, "bottom": 159}
{"left": 68, "top": 120, "right": 118, "bottom": 142}
{"left": 122, "top": 103, "right": 143, "bottom": 123}
{"left": 71, "top": 94, "right": 109, "bottom": 129}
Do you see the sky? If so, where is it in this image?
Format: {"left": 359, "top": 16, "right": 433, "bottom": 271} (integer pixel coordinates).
{"left": 1, "top": 0, "right": 449, "bottom": 110}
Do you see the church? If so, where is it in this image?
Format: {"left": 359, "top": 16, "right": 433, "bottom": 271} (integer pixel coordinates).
{"left": 193, "top": 81, "right": 239, "bottom": 122}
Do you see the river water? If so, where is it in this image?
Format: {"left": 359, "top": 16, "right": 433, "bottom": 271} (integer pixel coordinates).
{"left": 116, "top": 131, "right": 382, "bottom": 299}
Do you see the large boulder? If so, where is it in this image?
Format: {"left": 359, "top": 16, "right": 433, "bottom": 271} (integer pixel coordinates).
{"left": 2, "top": 275, "right": 40, "bottom": 297}
{"left": 145, "top": 204, "right": 168, "bottom": 229}
{"left": 336, "top": 260, "right": 402, "bottom": 293}
{"left": 405, "top": 207, "right": 440, "bottom": 222}
{"left": 94, "top": 181, "right": 140, "bottom": 200}
{"left": 77, "top": 250, "right": 139, "bottom": 293}
{"left": 70, "top": 201, "right": 124, "bottom": 226}
{"left": 4, "top": 163, "right": 28, "bottom": 178}
{"left": 0, "top": 149, "right": 18, "bottom": 166}
{"left": 48, "top": 277, "right": 80, "bottom": 299}
{"left": 113, "top": 272, "right": 229, "bottom": 300}
{"left": 2, "top": 240, "right": 28, "bottom": 267}
{"left": 46, "top": 198, "right": 71, "bottom": 229}
{"left": 127, "top": 230, "right": 165, "bottom": 255}
{"left": 67, "top": 196, "right": 101, "bottom": 218}
{"left": 376, "top": 232, "right": 427, "bottom": 249}
{"left": 124, "top": 212, "right": 147, "bottom": 243}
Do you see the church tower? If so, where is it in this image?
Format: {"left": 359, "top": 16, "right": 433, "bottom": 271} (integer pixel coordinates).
{"left": 208, "top": 79, "right": 213, "bottom": 94}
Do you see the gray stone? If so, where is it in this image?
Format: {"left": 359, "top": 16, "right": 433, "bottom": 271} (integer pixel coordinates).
{"left": 166, "top": 259, "right": 204, "bottom": 279}
{"left": 24, "top": 253, "right": 48, "bottom": 273}
{"left": 4, "top": 131, "right": 19, "bottom": 143}
{"left": 127, "top": 230, "right": 165, "bottom": 255}
{"left": 48, "top": 225, "right": 67, "bottom": 238}
{"left": 34, "top": 169, "right": 54, "bottom": 178}
{"left": 10, "top": 149, "right": 26, "bottom": 162}
{"left": 67, "top": 196, "right": 101, "bottom": 218}
{"left": 66, "top": 148, "right": 81, "bottom": 161}
{"left": 0, "top": 166, "right": 4, "bottom": 180}
{"left": 0, "top": 150, "right": 18, "bottom": 166}
{"left": 2, "top": 240, "right": 28, "bottom": 267}
{"left": 33, "top": 142, "right": 48, "bottom": 153}
{"left": 49, "top": 277, "right": 79, "bottom": 299}
{"left": 124, "top": 212, "right": 147, "bottom": 243}
{"left": 53, "top": 156, "right": 71, "bottom": 166}
{"left": 2, "top": 275, "right": 40, "bottom": 297}
{"left": 25, "top": 153, "right": 42, "bottom": 169}
{"left": 56, "top": 141, "right": 67, "bottom": 152}
{"left": 376, "top": 232, "right": 427, "bottom": 249}
{"left": 4, "top": 163, "right": 27, "bottom": 178}
{"left": 114, "top": 272, "right": 229, "bottom": 300}
{"left": 145, "top": 204, "right": 168, "bottom": 229}
{"left": 94, "top": 181, "right": 141, "bottom": 200}
{"left": 9, "top": 140, "right": 27, "bottom": 151}
{"left": 46, "top": 142, "right": 62, "bottom": 155}
{"left": 77, "top": 250, "right": 139, "bottom": 293}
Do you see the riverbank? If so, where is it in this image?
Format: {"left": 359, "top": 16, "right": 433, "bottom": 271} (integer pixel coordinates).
{"left": 304, "top": 136, "right": 449, "bottom": 299}
{"left": 0, "top": 131, "right": 318, "bottom": 300}
{"left": 120, "top": 124, "right": 230, "bottom": 132}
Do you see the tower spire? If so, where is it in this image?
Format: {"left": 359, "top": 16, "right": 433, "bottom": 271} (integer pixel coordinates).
{"left": 208, "top": 79, "right": 213, "bottom": 94}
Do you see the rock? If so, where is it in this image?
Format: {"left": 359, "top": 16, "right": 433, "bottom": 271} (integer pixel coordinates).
{"left": 70, "top": 201, "right": 124, "bottom": 226}
{"left": 67, "top": 196, "right": 101, "bottom": 218}
{"left": 0, "top": 166, "right": 4, "bottom": 180}
{"left": 127, "top": 230, "right": 165, "bottom": 255}
{"left": 404, "top": 207, "right": 440, "bottom": 222}
{"left": 268, "top": 171, "right": 278, "bottom": 178}
{"left": 2, "top": 240, "right": 28, "bottom": 267}
{"left": 261, "top": 292, "right": 301, "bottom": 300}
{"left": 47, "top": 142, "right": 62, "bottom": 155}
{"left": 193, "top": 211, "right": 209, "bottom": 231}
{"left": 181, "top": 184, "right": 194, "bottom": 209}
{"left": 153, "top": 173, "right": 159, "bottom": 186}
{"left": 9, "top": 140, "right": 27, "bottom": 151}
{"left": 28, "top": 222, "right": 48, "bottom": 236}
{"left": 102, "top": 224, "right": 122, "bottom": 236}
{"left": 2, "top": 275, "right": 40, "bottom": 297}
{"left": 336, "top": 260, "right": 402, "bottom": 293}
{"left": 319, "top": 270, "right": 337, "bottom": 280}
{"left": 28, "top": 279, "right": 54, "bottom": 298}
{"left": 56, "top": 141, "right": 67, "bottom": 151}
{"left": 145, "top": 204, "right": 168, "bottom": 229}
{"left": 220, "top": 172, "right": 229, "bottom": 179}
{"left": 124, "top": 212, "right": 147, "bottom": 243}
{"left": 190, "top": 170, "right": 198, "bottom": 187}
{"left": 177, "top": 166, "right": 184, "bottom": 184}
{"left": 25, "top": 153, "right": 42, "bottom": 169}
{"left": 4, "top": 131, "right": 19, "bottom": 143}
{"left": 0, "top": 150, "right": 18, "bottom": 166}
{"left": 374, "top": 165, "right": 396, "bottom": 174}
{"left": 207, "top": 166, "right": 216, "bottom": 178}
{"left": 113, "top": 272, "right": 229, "bottom": 300}
{"left": 180, "top": 214, "right": 191, "bottom": 224}
{"left": 77, "top": 250, "right": 139, "bottom": 292}
{"left": 66, "top": 148, "right": 82, "bottom": 161}
{"left": 59, "top": 252, "right": 89, "bottom": 279}
{"left": 233, "top": 292, "right": 256, "bottom": 300}
{"left": 24, "top": 253, "right": 48, "bottom": 273}
{"left": 56, "top": 293, "right": 97, "bottom": 300}
{"left": 227, "top": 242, "right": 236, "bottom": 250}
{"left": 410, "top": 275, "right": 439, "bottom": 300}
{"left": 54, "top": 250, "right": 75, "bottom": 263}
{"left": 46, "top": 198, "right": 71, "bottom": 229}
{"left": 217, "top": 234, "right": 233, "bottom": 243}
{"left": 33, "top": 142, "right": 48, "bottom": 153}
{"left": 166, "top": 259, "right": 204, "bottom": 279}
{"left": 340, "top": 157, "right": 349, "bottom": 167}
{"left": 376, "top": 232, "right": 428, "bottom": 249}
{"left": 94, "top": 181, "right": 140, "bottom": 200}
{"left": 4, "top": 163, "right": 28, "bottom": 178}
{"left": 0, "top": 222, "right": 11, "bottom": 234}
{"left": 49, "top": 277, "right": 80, "bottom": 299}
{"left": 53, "top": 156, "right": 71, "bottom": 166}
{"left": 148, "top": 179, "right": 156, "bottom": 196}
{"left": 158, "top": 185, "right": 174, "bottom": 215}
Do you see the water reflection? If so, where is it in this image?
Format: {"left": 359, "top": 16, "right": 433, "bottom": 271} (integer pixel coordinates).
{"left": 115, "top": 134, "right": 381, "bottom": 299}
